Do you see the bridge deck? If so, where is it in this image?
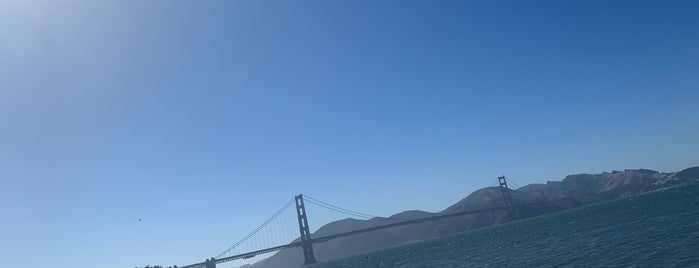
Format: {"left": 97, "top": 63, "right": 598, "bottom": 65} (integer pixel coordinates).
{"left": 180, "top": 202, "right": 543, "bottom": 268}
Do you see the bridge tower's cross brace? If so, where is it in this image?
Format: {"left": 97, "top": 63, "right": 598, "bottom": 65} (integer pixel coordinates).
{"left": 295, "top": 194, "right": 318, "bottom": 265}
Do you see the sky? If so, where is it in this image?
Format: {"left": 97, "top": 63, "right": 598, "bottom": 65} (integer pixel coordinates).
{"left": 1, "top": 0, "right": 698, "bottom": 267}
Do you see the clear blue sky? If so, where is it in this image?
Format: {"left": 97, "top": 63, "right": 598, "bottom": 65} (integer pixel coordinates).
{"left": 1, "top": 0, "right": 698, "bottom": 267}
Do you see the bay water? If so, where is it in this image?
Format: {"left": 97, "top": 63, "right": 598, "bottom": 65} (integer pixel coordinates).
{"left": 311, "top": 183, "right": 699, "bottom": 267}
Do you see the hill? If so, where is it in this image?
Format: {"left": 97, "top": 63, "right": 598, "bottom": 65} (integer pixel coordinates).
{"left": 245, "top": 167, "right": 699, "bottom": 268}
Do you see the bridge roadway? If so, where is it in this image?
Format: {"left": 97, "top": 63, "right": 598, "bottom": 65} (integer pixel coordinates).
{"left": 180, "top": 202, "right": 543, "bottom": 268}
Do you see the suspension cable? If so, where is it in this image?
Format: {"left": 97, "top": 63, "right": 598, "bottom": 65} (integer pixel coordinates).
{"left": 305, "top": 199, "right": 374, "bottom": 219}
{"left": 489, "top": 177, "right": 499, "bottom": 187}
{"left": 507, "top": 177, "right": 523, "bottom": 189}
{"left": 216, "top": 197, "right": 295, "bottom": 259}
{"left": 304, "top": 195, "right": 377, "bottom": 219}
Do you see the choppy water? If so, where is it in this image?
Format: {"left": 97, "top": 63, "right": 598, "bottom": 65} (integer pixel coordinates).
{"left": 311, "top": 184, "right": 699, "bottom": 267}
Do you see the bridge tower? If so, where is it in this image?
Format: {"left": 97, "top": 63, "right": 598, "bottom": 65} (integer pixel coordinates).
{"left": 295, "top": 194, "right": 318, "bottom": 265}
{"left": 498, "top": 176, "right": 513, "bottom": 208}
{"left": 498, "top": 175, "right": 520, "bottom": 221}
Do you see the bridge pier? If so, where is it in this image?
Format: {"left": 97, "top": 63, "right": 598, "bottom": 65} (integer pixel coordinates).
{"left": 205, "top": 258, "right": 216, "bottom": 268}
{"left": 295, "top": 194, "right": 318, "bottom": 265}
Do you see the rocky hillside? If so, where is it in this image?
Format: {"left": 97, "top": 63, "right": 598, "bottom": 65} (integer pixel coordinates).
{"left": 245, "top": 166, "right": 699, "bottom": 268}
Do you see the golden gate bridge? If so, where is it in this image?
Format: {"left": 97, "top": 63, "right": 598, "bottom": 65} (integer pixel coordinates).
{"left": 172, "top": 176, "right": 536, "bottom": 268}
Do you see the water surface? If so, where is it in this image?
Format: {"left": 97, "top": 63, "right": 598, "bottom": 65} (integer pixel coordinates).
{"left": 311, "top": 184, "right": 699, "bottom": 267}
